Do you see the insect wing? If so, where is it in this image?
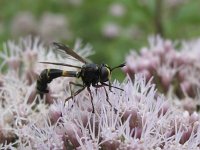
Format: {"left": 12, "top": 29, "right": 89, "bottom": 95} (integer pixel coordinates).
{"left": 53, "top": 42, "right": 87, "bottom": 64}
{"left": 39, "top": 61, "right": 82, "bottom": 69}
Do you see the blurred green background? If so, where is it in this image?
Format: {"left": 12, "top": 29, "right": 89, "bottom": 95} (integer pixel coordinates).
{"left": 0, "top": 0, "right": 200, "bottom": 80}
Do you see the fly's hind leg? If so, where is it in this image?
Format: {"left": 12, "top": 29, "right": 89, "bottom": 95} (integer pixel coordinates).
{"left": 69, "top": 82, "right": 84, "bottom": 99}
{"left": 65, "top": 82, "right": 85, "bottom": 108}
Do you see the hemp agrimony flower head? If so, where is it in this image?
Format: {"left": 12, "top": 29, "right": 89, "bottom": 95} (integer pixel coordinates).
{"left": 0, "top": 36, "right": 200, "bottom": 149}
{"left": 2, "top": 73, "right": 200, "bottom": 149}
{"left": 124, "top": 36, "right": 200, "bottom": 102}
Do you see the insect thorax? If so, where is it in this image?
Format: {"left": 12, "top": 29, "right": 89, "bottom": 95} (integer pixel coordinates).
{"left": 80, "top": 64, "right": 99, "bottom": 86}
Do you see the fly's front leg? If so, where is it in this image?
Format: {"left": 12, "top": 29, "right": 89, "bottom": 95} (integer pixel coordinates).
{"left": 93, "top": 83, "right": 103, "bottom": 95}
{"left": 103, "top": 86, "right": 112, "bottom": 107}
{"left": 94, "top": 84, "right": 118, "bottom": 113}
{"left": 101, "top": 82, "right": 124, "bottom": 91}
{"left": 103, "top": 86, "right": 118, "bottom": 113}
{"left": 94, "top": 83, "right": 100, "bottom": 95}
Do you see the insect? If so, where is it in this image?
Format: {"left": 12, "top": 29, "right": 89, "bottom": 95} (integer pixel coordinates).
{"left": 36, "top": 42, "right": 125, "bottom": 113}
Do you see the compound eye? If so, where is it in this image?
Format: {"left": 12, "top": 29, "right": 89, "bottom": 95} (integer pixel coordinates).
{"left": 100, "top": 67, "right": 110, "bottom": 82}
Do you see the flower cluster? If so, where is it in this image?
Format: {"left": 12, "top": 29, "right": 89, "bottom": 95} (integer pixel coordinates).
{"left": 0, "top": 37, "right": 92, "bottom": 148}
{"left": 0, "top": 37, "right": 200, "bottom": 149}
{"left": 124, "top": 36, "right": 200, "bottom": 107}
{"left": 11, "top": 12, "right": 71, "bottom": 44}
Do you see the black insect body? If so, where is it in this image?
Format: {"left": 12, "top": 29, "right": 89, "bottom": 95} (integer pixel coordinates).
{"left": 36, "top": 42, "right": 125, "bottom": 113}
{"left": 80, "top": 64, "right": 99, "bottom": 86}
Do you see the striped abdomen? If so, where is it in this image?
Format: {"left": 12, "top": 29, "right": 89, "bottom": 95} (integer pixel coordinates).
{"left": 36, "top": 69, "right": 77, "bottom": 93}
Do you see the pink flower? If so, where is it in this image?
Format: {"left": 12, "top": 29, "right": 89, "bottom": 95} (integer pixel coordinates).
{"left": 125, "top": 36, "right": 200, "bottom": 101}
{"left": 1, "top": 36, "right": 200, "bottom": 149}
{"left": 109, "top": 3, "right": 126, "bottom": 17}
{"left": 102, "top": 23, "right": 121, "bottom": 39}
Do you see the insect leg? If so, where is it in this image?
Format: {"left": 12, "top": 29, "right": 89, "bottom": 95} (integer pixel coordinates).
{"left": 94, "top": 84, "right": 111, "bottom": 106}
{"left": 69, "top": 82, "right": 84, "bottom": 98}
{"left": 96, "top": 85, "right": 112, "bottom": 107}
{"left": 69, "top": 81, "right": 84, "bottom": 108}
{"left": 103, "top": 86, "right": 112, "bottom": 107}
{"left": 65, "top": 86, "right": 85, "bottom": 102}
{"left": 101, "top": 82, "right": 124, "bottom": 91}
{"left": 94, "top": 84, "right": 118, "bottom": 113}
{"left": 87, "top": 87, "right": 95, "bottom": 113}
{"left": 103, "top": 86, "right": 118, "bottom": 113}
{"left": 108, "top": 80, "right": 112, "bottom": 92}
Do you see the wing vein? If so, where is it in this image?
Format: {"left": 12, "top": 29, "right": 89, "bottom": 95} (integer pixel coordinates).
{"left": 53, "top": 42, "right": 87, "bottom": 64}
{"left": 39, "top": 62, "right": 82, "bottom": 69}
